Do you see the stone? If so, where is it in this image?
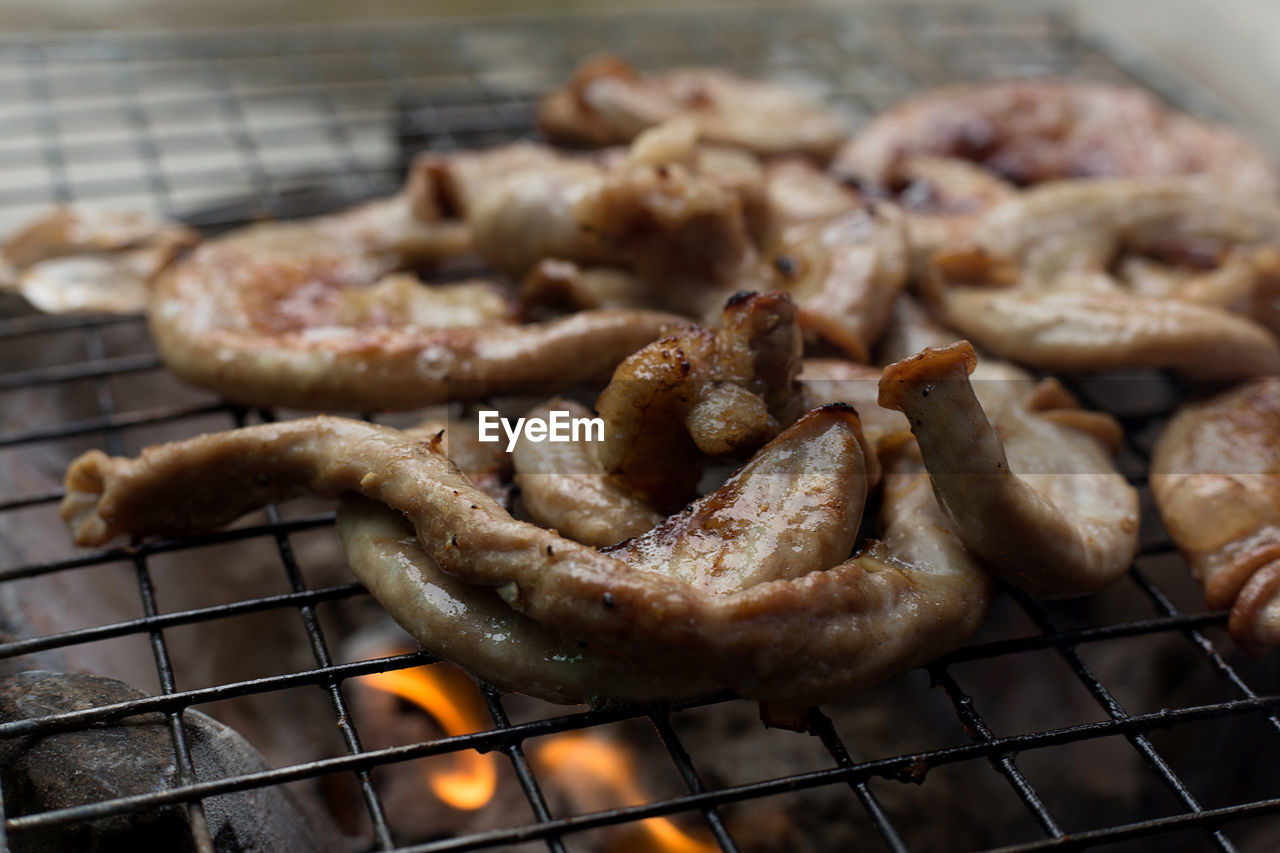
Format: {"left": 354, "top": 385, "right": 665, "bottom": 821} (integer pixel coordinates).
{"left": 0, "top": 670, "right": 344, "bottom": 853}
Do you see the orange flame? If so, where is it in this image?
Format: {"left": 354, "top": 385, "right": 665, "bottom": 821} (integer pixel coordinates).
{"left": 360, "top": 662, "right": 498, "bottom": 810}
{"left": 534, "top": 732, "right": 718, "bottom": 853}
{"left": 362, "top": 659, "right": 714, "bottom": 851}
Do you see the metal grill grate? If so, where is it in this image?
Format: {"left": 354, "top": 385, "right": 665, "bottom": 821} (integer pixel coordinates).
{"left": 1, "top": 4, "right": 1279, "bottom": 852}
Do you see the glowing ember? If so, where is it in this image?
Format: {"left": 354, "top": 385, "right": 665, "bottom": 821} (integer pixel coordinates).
{"left": 534, "top": 732, "right": 718, "bottom": 853}
{"left": 360, "top": 662, "right": 498, "bottom": 810}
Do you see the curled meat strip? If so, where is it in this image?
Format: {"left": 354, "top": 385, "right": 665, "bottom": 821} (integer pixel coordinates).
{"left": 62, "top": 403, "right": 990, "bottom": 705}
{"left": 922, "top": 179, "right": 1280, "bottom": 378}
{"left": 1152, "top": 378, "right": 1280, "bottom": 653}
{"left": 353, "top": 400, "right": 984, "bottom": 703}
{"left": 347, "top": 412, "right": 697, "bottom": 704}
{"left": 150, "top": 188, "right": 687, "bottom": 410}
{"left": 538, "top": 54, "right": 846, "bottom": 160}
{"left": 1, "top": 207, "right": 198, "bottom": 314}
{"left": 804, "top": 324, "right": 1132, "bottom": 597}
{"left": 336, "top": 496, "right": 715, "bottom": 705}
{"left": 879, "top": 341, "right": 1137, "bottom": 597}
{"left": 834, "top": 79, "right": 1279, "bottom": 192}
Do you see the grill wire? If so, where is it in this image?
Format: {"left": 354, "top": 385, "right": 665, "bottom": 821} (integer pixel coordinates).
{"left": 1, "top": 3, "right": 1279, "bottom": 852}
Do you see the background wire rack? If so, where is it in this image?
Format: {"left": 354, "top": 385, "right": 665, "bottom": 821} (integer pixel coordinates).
{"left": 1, "top": 3, "right": 1279, "bottom": 852}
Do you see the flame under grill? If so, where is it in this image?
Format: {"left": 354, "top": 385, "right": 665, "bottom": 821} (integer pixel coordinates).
{"left": 1, "top": 4, "right": 1279, "bottom": 852}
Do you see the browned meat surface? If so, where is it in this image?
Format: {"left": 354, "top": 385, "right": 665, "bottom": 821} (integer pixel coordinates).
{"left": 538, "top": 54, "right": 846, "bottom": 160}
{"left": 424, "top": 122, "right": 907, "bottom": 360}
{"left": 559, "top": 119, "right": 771, "bottom": 309}
{"left": 1152, "top": 378, "right": 1280, "bottom": 653}
{"left": 150, "top": 188, "right": 688, "bottom": 410}
{"left": 1, "top": 207, "right": 199, "bottom": 314}
{"left": 336, "top": 496, "right": 716, "bottom": 705}
{"left": 515, "top": 291, "right": 805, "bottom": 539}
{"left": 922, "top": 178, "right": 1280, "bottom": 377}
{"left": 879, "top": 341, "right": 1137, "bottom": 596}
{"left": 570, "top": 132, "right": 767, "bottom": 317}
{"left": 834, "top": 79, "right": 1279, "bottom": 192}
{"left": 604, "top": 406, "right": 866, "bottom": 596}
{"left": 574, "top": 133, "right": 909, "bottom": 359}
{"left": 423, "top": 121, "right": 768, "bottom": 280}
{"left": 340, "top": 412, "right": 696, "bottom": 705}
{"left": 51, "top": 70, "right": 1264, "bottom": 710}
{"left": 770, "top": 205, "right": 910, "bottom": 361}
{"left": 62, "top": 405, "right": 989, "bottom": 705}
{"left": 594, "top": 290, "right": 804, "bottom": 511}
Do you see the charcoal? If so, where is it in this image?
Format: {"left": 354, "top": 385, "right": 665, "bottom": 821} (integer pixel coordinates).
{"left": 0, "top": 671, "right": 344, "bottom": 853}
